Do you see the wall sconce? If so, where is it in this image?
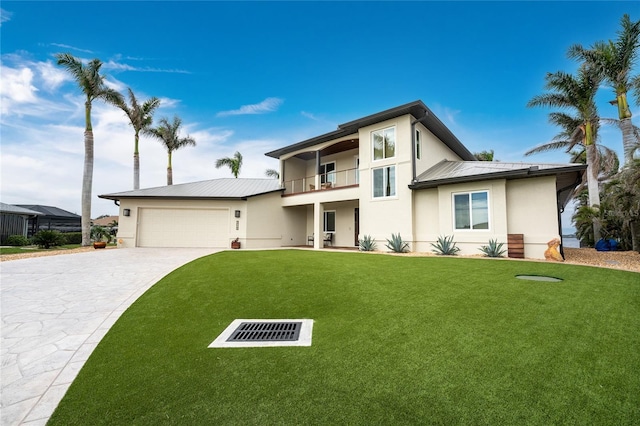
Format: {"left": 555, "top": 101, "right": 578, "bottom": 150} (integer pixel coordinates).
{"left": 123, "top": 209, "right": 131, "bottom": 217}
{"left": 235, "top": 210, "right": 241, "bottom": 218}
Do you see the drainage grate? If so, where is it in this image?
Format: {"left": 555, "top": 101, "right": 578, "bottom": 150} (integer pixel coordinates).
{"left": 227, "top": 321, "right": 302, "bottom": 342}
{"left": 209, "top": 319, "right": 313, "bottom": 348}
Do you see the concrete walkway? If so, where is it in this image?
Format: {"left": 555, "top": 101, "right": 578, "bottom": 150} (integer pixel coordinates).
{"left": 1, "top": 248, "right": 217, "bottom": 426}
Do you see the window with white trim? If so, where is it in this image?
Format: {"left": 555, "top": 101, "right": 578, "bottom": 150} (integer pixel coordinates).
{"left": 454, "top": 191, "right": 489, "bottom": 230}
{"left": 324, "top": 211, "right": 336, "bottom": 233}
{"left": 415, "top": 129, "right": 421, "bottom": 160}
{"left": 372, "top": 166, "right": 396, "bottom": 198}
{"left": 372, "top": 127, "right": 395, "bottom": 160}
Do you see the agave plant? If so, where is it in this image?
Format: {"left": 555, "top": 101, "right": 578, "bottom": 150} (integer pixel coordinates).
{"left": 431, "top": 235, "right": 460, "bottom": 255}
{"left": 358, "top": 235, "right": 377, "bottom": 251}
{"left": 385, "top": 233, "right": 409, "bottom": 253}
{"left": 479, "top": 239, "right": 506, "bottom": 257}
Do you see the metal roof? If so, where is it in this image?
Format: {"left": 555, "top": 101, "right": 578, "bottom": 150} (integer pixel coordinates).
{"left": 99, "top": 178, "right": 283, "bottom": 200}
{"left": 410, "top": 160, "right": 587, "bottom": 189}
{"left": 14, "top": 204, "right": 77, "bottom": 217}
{"left": 265, "top": 100, "right": 475, "bottom": 161}
{"left": 0, "top": 202, "right": 43, "bottom": 215}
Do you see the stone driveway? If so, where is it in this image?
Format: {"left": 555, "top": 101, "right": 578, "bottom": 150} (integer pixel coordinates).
{"left": 1, "top": 247, "right": 217, "bottom": 426}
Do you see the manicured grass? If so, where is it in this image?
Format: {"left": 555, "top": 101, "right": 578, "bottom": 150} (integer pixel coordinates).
{"left": 49, "top": 250, "right": 640, "bottom": 425}
{"left": 0, "top": 244, "right": 82, "bottom": 255}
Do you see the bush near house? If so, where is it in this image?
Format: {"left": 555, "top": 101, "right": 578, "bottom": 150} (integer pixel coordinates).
{"left": 32, "top": 230, "right": 65, "bottom": 249}
{"left": 63, "top": 232, "right": 83, "bottom": 245}
{"left": 5, "top": 235, "right": 31, "bottom": 246}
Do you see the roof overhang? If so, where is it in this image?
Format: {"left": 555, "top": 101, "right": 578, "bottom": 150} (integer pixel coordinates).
{"left": 409, "top": 164, "right": 587, "bottom": 190}
{"left": 265, "top": 100, "right": 475, "bottom": 161}
{"left": 98, "top": 188, "right": 284, "bottom": 202}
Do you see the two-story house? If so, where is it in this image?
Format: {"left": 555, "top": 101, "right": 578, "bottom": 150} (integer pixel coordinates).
{"left": 101, "top": 100, "right": 585, "bottom": 259}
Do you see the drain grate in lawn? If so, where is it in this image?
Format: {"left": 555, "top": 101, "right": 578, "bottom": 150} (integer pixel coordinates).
{"left": 209, "top": 319, "right": 313, "bottom": 348}
{"left": 516, "top": 274, "right": 563, "bottom": 282}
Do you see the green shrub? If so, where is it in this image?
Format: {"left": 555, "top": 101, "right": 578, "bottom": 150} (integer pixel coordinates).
{"left": 358, "top": 235, "right": 377, "bottom": 251}
{"left": 32, "top": 230, "right": 65, "bottom": 249}
{"left": 431, "top": 235, "right": 460, "bottom": 255}
{"left": 5, "top": 234, "right": 30, "bottom": 246}
{"left": 385, "top": 233, "right": 409, "bottom": 253}
{"left": 479, "top": 239, "right": 506, "bottom": 257}
{"left": 63, "top": 232, "right": 82, "bottom": 245}
{"left": 91, "top": 226, "right": 112, "bottom": 243}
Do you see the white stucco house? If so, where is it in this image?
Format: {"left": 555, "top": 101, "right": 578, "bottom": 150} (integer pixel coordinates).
{"left": 100, "top": 100, "right": 585, "bottom": 259}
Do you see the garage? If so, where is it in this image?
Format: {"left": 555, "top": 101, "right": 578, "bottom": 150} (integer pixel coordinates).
{"left": 137, "top": 208, "right": 230, "bottom": 248}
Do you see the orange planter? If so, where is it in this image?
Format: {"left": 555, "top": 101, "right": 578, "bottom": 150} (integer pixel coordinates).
{"left": 93, "top": 242, "right": 107, "bottom": 249}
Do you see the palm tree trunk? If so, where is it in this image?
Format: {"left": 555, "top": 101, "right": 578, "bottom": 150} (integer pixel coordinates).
{"left": 620, "top": 117, "right": 636, "bottom": 166}
{"left": 133, "top": 130, "right": 140, "bottom": 190}
{"left": 81, "top": 101, "right": 94, "bottom": 246}
{"left": 167, "top": 151, "right": 173, "bottom": 185}
{"left": 585, "top": 143, "right": 601, "bottom": 241}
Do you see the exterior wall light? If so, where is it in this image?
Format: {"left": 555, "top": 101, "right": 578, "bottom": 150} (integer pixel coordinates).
{"left": 123, "top": 209, "right": 131, "bottom": 217}
{"left": 235, "top": 210, "right": 241, "bottom": 218}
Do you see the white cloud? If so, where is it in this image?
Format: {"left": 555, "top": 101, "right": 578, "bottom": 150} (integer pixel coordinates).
{"left": 50, "top": 43, "right": 94, "bottom": 54}
{"left": 0, "top": 8, "right": 12, "bottom": 25}
{"left": 103, "top": 59, "right": 191, "bottom": 74}
{"left": 36, "top": 60, "right": 69, "bottom": 91}
{"left": 301, "top": 111, "right": 320, "bottom": 121}
{"left": 0, "top": 65, "right": 38, "bottom": 105}
{"left": 217, "top": 97, "right": 284, "bottom": 117}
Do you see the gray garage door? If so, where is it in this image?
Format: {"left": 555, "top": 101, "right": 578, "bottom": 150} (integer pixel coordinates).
{"left": 137, "top": 208, "right": 230, "bottom": 248}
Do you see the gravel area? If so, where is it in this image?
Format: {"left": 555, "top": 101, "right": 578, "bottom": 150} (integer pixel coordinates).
{"left": 1, "top": 246, "right": 638, "bottom": 273}
{"left": 562, "top": 247, "right": 640, "bottom": 273}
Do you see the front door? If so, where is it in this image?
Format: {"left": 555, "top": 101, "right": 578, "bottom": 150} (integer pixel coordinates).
{"left": 354, "top": 208, "right": 359, "bottom": 246}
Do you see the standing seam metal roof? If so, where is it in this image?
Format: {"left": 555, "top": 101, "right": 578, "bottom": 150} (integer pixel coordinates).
{"left": 98, "top": 178, "right": 283, "bottom": 200}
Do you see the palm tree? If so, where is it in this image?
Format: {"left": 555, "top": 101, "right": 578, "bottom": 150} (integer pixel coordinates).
{"left": 527, "top": 66, "right": 603, "bottom": 240}
{"left": 116, "top": 88, "right": 161, "bottom": 190}
{"left": 144, "top": 116, "right": 196, "bottom": 185}
{"left": 569, "top": 14, "right": 640, "bottom": 165}
{"left": 216, "top": 151, "right": 243, "bottom": 178}
{"left": 265, "top": 168, "right": 280, "bottom": 179}
{"left": 56, "top": 53, "right": 123, "bottom": 246}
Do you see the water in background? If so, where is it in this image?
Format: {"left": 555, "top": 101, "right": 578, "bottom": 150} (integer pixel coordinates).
{"left": 562, "top": 237, "right": 580, "bottom": 248}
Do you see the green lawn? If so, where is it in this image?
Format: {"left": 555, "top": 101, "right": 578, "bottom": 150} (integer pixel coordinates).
{"left": 49, "top": 250, "right": 640, "bottom": 425}
{"left": 0, "top": 244, "right": 82, "bottom": 255}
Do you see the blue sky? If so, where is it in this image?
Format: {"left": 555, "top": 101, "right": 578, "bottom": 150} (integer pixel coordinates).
{"left": 0, "top": 1, "right": 637, "bottom": 226}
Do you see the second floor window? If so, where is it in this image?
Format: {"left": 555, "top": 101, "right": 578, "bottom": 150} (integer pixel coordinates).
{"left": 373, "top": 166, "right": 396, "bottom": 198}
{"left": 372, "top": 127, "right": 395, "bottom": 160}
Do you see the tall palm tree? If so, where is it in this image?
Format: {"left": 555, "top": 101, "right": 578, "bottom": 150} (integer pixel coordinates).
{"left": 116, "top": 88, "right": 161, "bottom": 190}
{"left": 527, "top": 66, "right": 603, "bottom": 239}
{"left": 56, "top": 53, "right": 123, "bottom": 246}
{"left": 569, "top": 14, "right": 640, "bottom": 165}
{"left": 216, "top": 151, "right": 243, "bottom": 178}
{"left": 144, "top": 116, "right": 196, "bottom": 185}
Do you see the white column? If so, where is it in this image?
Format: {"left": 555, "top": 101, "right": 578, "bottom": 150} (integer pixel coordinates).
{"left": 313, "top": 201, "right": 323, "bottom": 249}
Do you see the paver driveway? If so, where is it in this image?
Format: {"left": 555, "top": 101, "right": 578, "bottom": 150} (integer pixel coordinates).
{"left": 1, "top": 247, "right": 217, "bottom": 426}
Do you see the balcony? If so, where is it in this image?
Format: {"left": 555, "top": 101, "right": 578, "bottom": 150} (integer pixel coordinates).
{"left": 283, "top": 167, "right": 359, "bottom": 195}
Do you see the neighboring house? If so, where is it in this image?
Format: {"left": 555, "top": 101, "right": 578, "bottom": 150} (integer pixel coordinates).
{"left": 0, "top": 203, "right": 43, "bottom": 243}
{"left": 100, "top": 100, "right": 585, "bottom": 259}
{"left": 16, "top": 205, "right": 82, "bottom": 235}
{"left": 92, "top": 215, "right": 119, "bottom": 227}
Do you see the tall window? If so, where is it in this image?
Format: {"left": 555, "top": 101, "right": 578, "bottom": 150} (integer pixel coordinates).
{"left": 324, "top": 211, "right": 336, "bottom": 233}
{"left": 320, "top": 162, "right": 335, "bottom": 184}
{"left": 415, "top": 129, "right": 421, "bottom": 160}
{"left": 454, "top": 191, "right": 489, "bottom": 230}
{"left": 373, "top": 166, "right": 396, "bottom": 198}
{"left": 372, "top": 127, "right": 395, "bottom": 160}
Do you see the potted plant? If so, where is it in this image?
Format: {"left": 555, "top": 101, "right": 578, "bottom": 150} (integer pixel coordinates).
{"left": 231, "top": 237, "right": 241, "bottom": 249}
{"left": 91, "top": 226, "right": 112, "bottom": 249}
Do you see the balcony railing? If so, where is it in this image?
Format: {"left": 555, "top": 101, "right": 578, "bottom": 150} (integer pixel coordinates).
{"left": 283, "top": 167, "right": 359, "bottom": 195}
